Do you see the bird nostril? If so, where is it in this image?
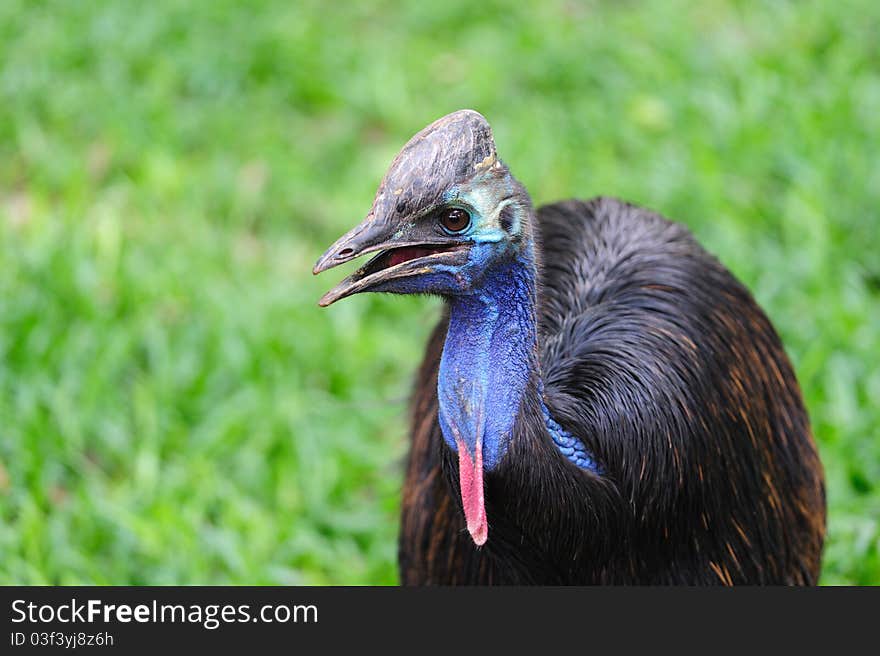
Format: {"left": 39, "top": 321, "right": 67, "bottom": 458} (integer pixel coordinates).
{"left": 338, "top": 248, "right": 354, "bottom": 258}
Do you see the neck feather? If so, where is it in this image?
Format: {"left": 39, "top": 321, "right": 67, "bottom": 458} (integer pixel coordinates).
{"left": 437, "top": 236, "right": 601, "bottom": 475}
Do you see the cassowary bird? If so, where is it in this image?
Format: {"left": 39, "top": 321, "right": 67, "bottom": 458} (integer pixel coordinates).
{"left": 314, "top": 110, "right": 826, "bottom": 584}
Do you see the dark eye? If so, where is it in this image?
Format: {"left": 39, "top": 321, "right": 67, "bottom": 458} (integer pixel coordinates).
{"left": 439, "top": 208, "right": 471, "bottom": 234}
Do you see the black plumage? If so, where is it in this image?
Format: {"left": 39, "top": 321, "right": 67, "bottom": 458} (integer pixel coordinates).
{"left": 314, "top": 110, "right": 826, "bottom": 585}
{"left": 398, "top": 197, "right": 825, "bottom": 585}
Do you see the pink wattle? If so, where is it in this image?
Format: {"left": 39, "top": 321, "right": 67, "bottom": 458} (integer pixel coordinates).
{"left": 456, "top": 437, "right": 488, "bottom": 546}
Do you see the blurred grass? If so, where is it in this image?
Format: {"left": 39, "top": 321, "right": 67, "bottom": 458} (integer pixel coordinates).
{"left": 0, "top": 0, "right": 877, "bottom": 584}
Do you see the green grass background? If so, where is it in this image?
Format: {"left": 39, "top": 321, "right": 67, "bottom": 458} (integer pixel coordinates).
{"left": 1, "top": 0, "right": 878, "bottom": 584}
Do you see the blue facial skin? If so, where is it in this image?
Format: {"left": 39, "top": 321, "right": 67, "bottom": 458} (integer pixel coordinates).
{"left": 370, "top": 177, "right": 599, "bottom": 474}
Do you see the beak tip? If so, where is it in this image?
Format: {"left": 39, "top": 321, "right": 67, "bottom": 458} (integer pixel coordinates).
{"left": 312, "top": 256, "right": 330, "bottom": 276}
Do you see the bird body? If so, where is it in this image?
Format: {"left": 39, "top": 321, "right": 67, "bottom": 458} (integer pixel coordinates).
{"left": 315, "top": 110, "right": 826, "bottom": 585}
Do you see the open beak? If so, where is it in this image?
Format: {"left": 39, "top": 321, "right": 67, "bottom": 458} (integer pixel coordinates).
{"left": 313, "top": 215, "right": 469, "bottom": 307}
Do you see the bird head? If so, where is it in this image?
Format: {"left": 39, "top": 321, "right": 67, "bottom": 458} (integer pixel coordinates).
{"left": 313, "top": 110, "right": 532, "bottom": 305}
{"left": 316, "top": 111, "right": 538, "bottom": 547}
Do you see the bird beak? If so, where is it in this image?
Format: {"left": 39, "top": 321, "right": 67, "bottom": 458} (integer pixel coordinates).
{"left": 313, "top": 214, "right": 469, "bottom": 307}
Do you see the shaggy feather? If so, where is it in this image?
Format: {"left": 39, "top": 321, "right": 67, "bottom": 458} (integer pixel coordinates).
{"left": 399, "top": 197, "right": 825, "bottom": 585}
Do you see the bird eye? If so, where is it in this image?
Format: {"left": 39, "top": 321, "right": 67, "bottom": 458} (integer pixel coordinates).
{"left": 439, "top": 208, "right": 471, "bottom": 234}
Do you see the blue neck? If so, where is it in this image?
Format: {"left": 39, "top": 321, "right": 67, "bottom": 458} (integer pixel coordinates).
{"left": 438, "top": 254, "right": 537, "bottom": 469}
{"left": 437, "top": 247, "right": 600, "bottom": 474}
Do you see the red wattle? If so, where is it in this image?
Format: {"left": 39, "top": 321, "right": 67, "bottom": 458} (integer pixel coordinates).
{"left": 456, "top": 438, "right": 488, "bottom": 546}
